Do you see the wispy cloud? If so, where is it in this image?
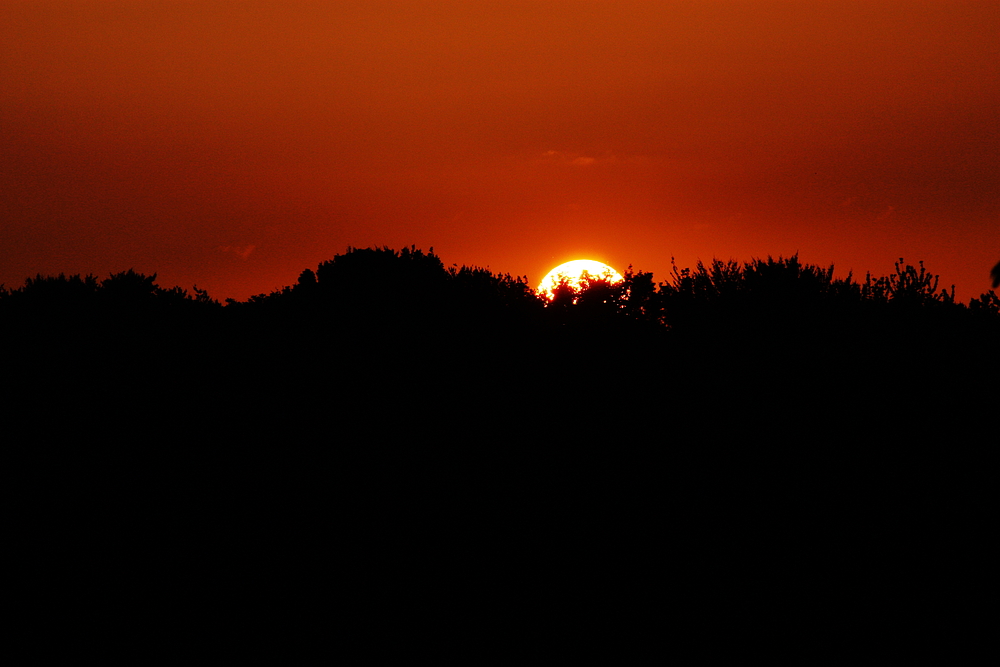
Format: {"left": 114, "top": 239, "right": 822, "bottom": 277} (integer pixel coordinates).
{"left": 874, "top": 205, "right": 896, "bottom": 222}
{"left": 539, "top": 150, "right": 604, "bottom": 166}
{"left": 219, "top": 244, "right": 255, "bottom": 260}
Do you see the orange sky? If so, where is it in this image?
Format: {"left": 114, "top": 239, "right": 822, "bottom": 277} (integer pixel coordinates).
{"left": 3, "top": 1, "right": 998, "bottom": 302}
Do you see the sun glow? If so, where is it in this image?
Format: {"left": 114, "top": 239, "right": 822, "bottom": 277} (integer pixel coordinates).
{"left": 537, "top": 259, "right": 624, "bottom": 300}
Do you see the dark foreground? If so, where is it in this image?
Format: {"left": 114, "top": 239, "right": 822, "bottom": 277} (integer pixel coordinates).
{"left": 5, "top": 249, "right": 996, "bottom": 647}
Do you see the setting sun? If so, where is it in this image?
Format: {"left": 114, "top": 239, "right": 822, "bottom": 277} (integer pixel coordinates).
{"left": 537, "top": 260, "right": 624, "bottom": 300}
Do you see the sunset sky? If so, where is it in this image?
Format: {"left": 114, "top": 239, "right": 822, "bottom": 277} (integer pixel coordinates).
{"left": 3, "top": 1, "right": 997, "bottom": 302}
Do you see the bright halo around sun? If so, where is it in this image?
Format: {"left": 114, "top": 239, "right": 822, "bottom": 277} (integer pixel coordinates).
{"left": 537, "top": 259, "right": 624, "bottom": 300}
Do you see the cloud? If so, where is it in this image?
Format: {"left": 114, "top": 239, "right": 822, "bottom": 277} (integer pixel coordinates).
{"left": 874, "top": 205, "right": 896, "bottom": 222}
{"left": 539, "top": 150, "right": 603, "bottom": 166}
{"left": 219, "top": 244, "right": 255, "bottom": 260}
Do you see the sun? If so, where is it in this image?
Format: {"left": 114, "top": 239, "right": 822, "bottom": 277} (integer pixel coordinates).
{"left": 537, "top": 259, "right": 624, "bottom": 300}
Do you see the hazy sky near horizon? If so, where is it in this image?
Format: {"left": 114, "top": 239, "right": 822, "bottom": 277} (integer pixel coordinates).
{"left": 2, "top": 1, "right": 997, "bottom": 301}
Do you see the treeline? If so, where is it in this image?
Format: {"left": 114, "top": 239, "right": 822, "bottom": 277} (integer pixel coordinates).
{"left": 3, "top": 245, "right": 996, "bottom": 441}
{"left": 0, "top": 247, "right": 1000, "bottom": 422}
{"left": 9, "top": 246, "right": 995, "bottom": 605}
{"left": 4, "top": 246, "right": 996, "bottom": 332}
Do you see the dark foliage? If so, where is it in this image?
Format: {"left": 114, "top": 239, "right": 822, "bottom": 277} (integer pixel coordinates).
{"left": 4, "top": 249, "right": 995, "bottom": 414}
{"left": 6, "top": 247, "right": 995, "bottom": 631}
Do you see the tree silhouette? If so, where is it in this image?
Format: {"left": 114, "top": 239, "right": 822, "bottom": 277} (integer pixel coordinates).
{"left": 618, "top": 267, "right": 659, "bottom": 325}
{"left": 2, "top": 273, "right": 99, "bottom": 313}
{"left": 861, "top": 258, "right": 955, "bottom": 307}
{"left": 4, "top": 244, "right": 996, "bottom": 604}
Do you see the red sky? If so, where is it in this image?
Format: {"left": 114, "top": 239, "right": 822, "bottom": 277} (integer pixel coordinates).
{"left": 3, "top": 1, "right": 998, "bottom": 302}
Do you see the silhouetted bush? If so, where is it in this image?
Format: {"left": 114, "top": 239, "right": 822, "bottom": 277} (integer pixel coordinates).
{"left": 6, "top": 246, "right": 996, "bottom": 603}
{"left": 2, "top": 247, "right": 995, "bottom": 427}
